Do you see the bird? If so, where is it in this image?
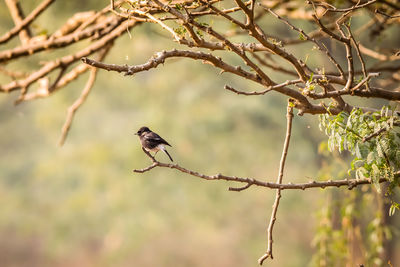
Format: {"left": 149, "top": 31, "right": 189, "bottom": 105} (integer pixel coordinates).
{"left": 135, "top": 126, "right": 173, "bottom": 162}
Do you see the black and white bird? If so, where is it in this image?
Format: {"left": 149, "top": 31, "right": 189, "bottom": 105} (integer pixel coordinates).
{"left": 135, "top": 126, "right": 173, "bottom": 162}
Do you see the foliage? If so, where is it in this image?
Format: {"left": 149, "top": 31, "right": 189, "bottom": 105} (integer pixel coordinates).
{"left": 319, "top": 107, "right": 400, "bottom": 214}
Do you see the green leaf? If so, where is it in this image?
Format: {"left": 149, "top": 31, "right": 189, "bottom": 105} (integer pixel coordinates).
{"left": 367, "top": 152, "right": 375, "bottom": 164}
{"left": 371, "top": 164, "right": 381, "bottom": 193}
{"left": 376, "top": 140, "right": 384, "bottom": 158}
{"left": 355, "top": 167, "right": 367, "bottom": 180}
{"left": 328, "top": 138, "right": 334, "bottom": 152}
{"left": 351, "top": 159, "right": 364, "bottom": 170}
{"left": 355, "top": 143, "right": 361, "bottom": 158}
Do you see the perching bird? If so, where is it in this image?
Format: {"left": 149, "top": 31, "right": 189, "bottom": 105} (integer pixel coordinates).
{"left": 135, "top": 126, "right": 173, "bottom": 162}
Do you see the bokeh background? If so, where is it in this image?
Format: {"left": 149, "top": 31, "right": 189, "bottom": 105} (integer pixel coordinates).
{"left": 1, "top": 1, "right": 399, "bottom": 266}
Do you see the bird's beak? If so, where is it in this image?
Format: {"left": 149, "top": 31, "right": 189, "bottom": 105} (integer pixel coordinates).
{"left": 134, "top": 132, "right": 138, "bottom": 135}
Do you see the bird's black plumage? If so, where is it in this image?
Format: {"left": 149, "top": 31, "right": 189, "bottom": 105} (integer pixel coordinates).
{"left": 135, "top": 126, "right": 173, "bottom": 161}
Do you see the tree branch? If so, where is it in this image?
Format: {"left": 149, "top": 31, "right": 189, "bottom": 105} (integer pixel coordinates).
{"left": 5, "top": 0, "right": 32, "bottom": 44}
{"left": 1, "top": 19, "right": 136, "bottom": 94}
{"left": 82, "top": 49, "right": 263, "bottom": 84}
{"left": 58, "top": 46, "right": 111, "bottom": 146}
{"left": 0, "top": 0, "right": 55, "bottom": 45}
{"left": 0, "top": 16, "right": 121, "bottom": 63}
{"left": 133, "top": 145, "right": 391, "bottom": 191}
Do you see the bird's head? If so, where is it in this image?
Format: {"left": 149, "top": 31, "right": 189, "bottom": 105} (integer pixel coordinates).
{"left": 135, "top": 126, "right": 150, "bottom": 136}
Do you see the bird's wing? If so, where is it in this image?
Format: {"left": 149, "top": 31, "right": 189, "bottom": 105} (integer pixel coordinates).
{"left": 146, "top": 132, "right": 172, "bottom": 147}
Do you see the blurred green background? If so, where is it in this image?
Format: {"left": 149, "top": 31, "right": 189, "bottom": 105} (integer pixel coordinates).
{"left": 0, "top": 1, "right": 399, "bottom": 266}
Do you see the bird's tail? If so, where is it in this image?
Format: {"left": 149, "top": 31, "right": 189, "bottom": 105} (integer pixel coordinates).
{"left": 162, "top": 148, "right": 174, "bottom": 162}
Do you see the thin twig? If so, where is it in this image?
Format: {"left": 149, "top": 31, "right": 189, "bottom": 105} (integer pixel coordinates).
{"left": 259, "top": 102, "right": 294, "bottom": 265}
{"left": 375, "top": 9, "right": 400, "bottom": 18}
{"left": 18, "top": 63, "right": 90, "bottom": 102}
{"left": 224, "top": 84, "right": 273, "bottom": 96}
{"left": 5, "top": 0, "right": 32, "bottom": 44}
{"left": 264, "top": 5, "right": 346, "bottom": 79}
{"left": 362, "top": 122, "right": 400, "bottom": 143}
{"left": 347, "top": 25, "right": 369, "bottom": 90}
{"left": 131, "top": 9, "right": 182, "bottom": 42}
{"left": 224, "top": 80, "right": 301, "bottom": 96}
{"left": 58, "top": 67, "right": 98, "bottom": 146}
{"left": 250, "top": 52, "right": 297, "bottom": 77}
{"left": 311, "top": 0, "right": 377, "bottom": 13}
{"left": 58, "top": 46, "right": 110, "bottom": 146}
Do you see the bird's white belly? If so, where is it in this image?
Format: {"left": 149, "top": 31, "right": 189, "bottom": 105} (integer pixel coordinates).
{"left": 145, "top": 144, "right": 164, "bottom": 153}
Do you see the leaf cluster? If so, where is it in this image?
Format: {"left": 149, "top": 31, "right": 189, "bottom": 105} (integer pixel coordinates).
{"left": 319, "top": 107, "right": 400, "bottom": 214}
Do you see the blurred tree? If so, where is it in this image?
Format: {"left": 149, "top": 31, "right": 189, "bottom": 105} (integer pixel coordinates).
{"left": 0, "top": 0, "right": 399, "bottom": 266}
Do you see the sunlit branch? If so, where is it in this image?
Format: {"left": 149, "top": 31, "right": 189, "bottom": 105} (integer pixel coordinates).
{"left": 0, "top": 0, "right": 55, "bottom": 45}
{"left": 18, "top": 64, "right": 89, "bottom": 102}
{"left": 5, "top": 0, "right": 32, "bottom": 44}
{"left": 0, "top": 16, "right": 120, "bottom": 63}
{"left": 58, "top": 46, "right": 111, "bottom": 146}
{"left": 1, "top": 19, "right": 136, "bottom": 94}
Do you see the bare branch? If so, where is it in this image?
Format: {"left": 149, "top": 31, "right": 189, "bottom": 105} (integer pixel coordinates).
{"left": 224, "top": 84, "right": 272, "bottom": 96}
{"left": 5, "top": 0, "right": 32, "bottom": 44}
{"left": 18, "top": 63, "right": 89, "bottom": 102}
{"left": 264, "top": 6, "right": 346, "bottom": 79}
{"left": 1, "top": 19, "right": 136, "bottom": 94}
{"left": 82, "top": 49, "right": 263, "bottom": 84}
{"left": 347, "top": 25, "right": 369, "bottom": 90}
{"left": 131, "top": 9, "right": 182, "bottom": 42}
{"left": 202, "top": 1, "right": 246, "bottom": 29}
{"left": 0, "top": 16, "right": 121, "bottom": 63}
{"left": 224, "top": 79, "right": 301, "bottom": 96}
{"left": 133, "top": 139, "right": 391, "bottom": 191}
{"left": 359, "top": 43, "right": 400, "bottom": 61}
{"left": 259, "top": 102, "right": 294, "bottom": 264}
{"left": 58, "top": 46, "right": 111, "bottom": 146}
{"left": 375, "top": 8, "right": 400, "bottom": 19}
{"left": 0, "top": 0, "right": 55, "bottom": 45}
{"left": 58, "top": 67, "right": 98, "bottom": 146}
{"left": 310, "top": 0, "right": 377, "bottom": 13}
